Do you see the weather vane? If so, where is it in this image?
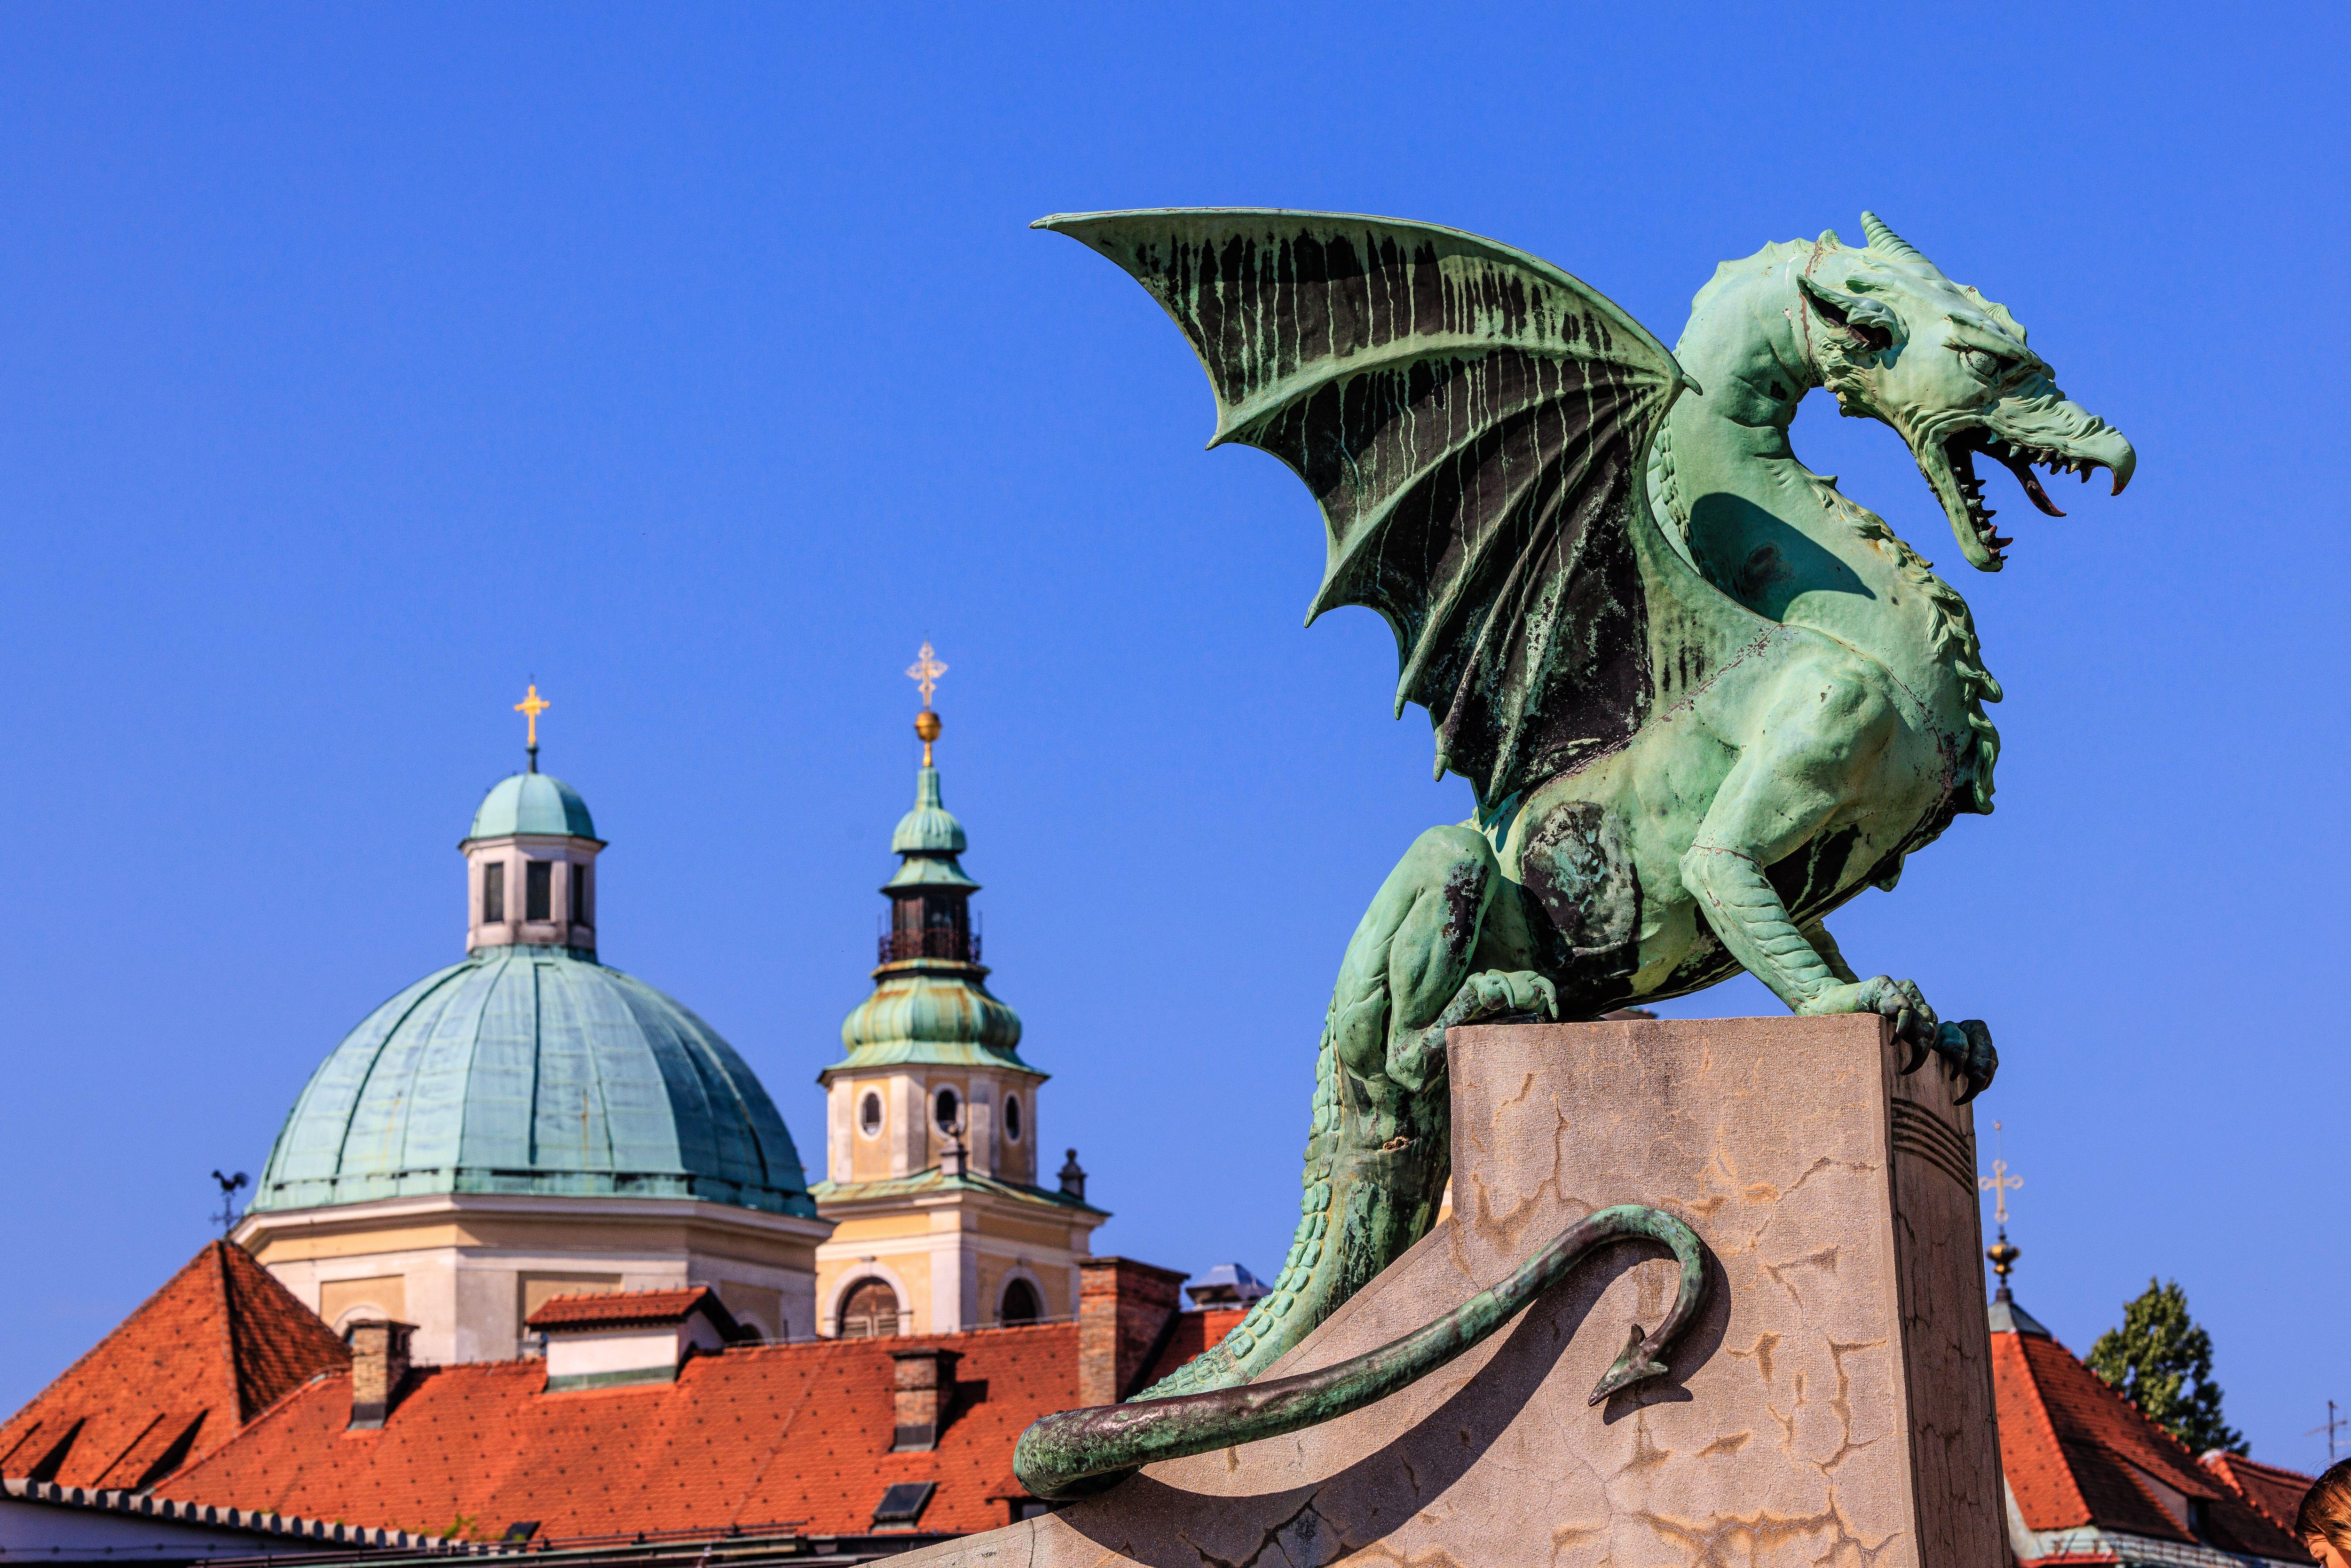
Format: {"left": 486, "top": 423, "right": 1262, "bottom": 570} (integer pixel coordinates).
{"left": 210, "top": 1169, "right": 248, "bottom": 1237}
{"left": 906, "top": 642, "right": 947, "bottom": 766}
{"left": 514, "top": 682, "right": 551, "bottom": 771}
{"left": 1979, "top": 1121, "right": 2024, "bottom": 1292}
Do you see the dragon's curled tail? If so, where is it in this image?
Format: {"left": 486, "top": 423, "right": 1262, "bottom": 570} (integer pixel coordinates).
{"left": 1013, "top": 1203, "right": 1707, "bottom": 1501}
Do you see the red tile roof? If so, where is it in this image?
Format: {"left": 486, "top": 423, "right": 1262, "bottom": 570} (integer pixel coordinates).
{"left": 2203, "top": 1451, "right": 2316, "bottom": 1539}
{"left": 158, "top": 1323, "right": 1085, "bottom": 1542}
{"left": 0, "top": 1242, "right": 347, "bottom": 1491}
{"left": 527, "top": 1288, "right": 720, "bottom": 1331}
{"left": 1991, "top": 1316, "right": 2305, "bottom": 1561}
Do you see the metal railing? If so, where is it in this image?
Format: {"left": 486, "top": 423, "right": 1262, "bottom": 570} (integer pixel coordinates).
{"left": 875, "top": 926, "right": 980, "bottom": 964}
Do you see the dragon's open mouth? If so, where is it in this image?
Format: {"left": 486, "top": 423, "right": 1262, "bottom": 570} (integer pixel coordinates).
{"left": 1936, "top": 430, "right": 2127, "bottom": 568}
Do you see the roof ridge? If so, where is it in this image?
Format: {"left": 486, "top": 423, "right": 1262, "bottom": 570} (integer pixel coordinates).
{"left": 218, "top": 1241, "right": 349, "bottom": 1423}
{"left": 2204, "top": 1450, "right": 2315, "bottom": 1534}
{"left": 541, "top": 1288, "right": 705, "bottom": 1316}
{"left": 2072, "top": 1345, "right": 2229, "bottom": 1493}
{"left": 215, "top": 1242, "right": 252, "bottom": 1423}
{"left": 0, "top": 1246, "right": 225, "bottom": 1439}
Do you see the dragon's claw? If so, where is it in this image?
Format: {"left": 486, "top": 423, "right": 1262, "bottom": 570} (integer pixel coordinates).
{"left": 1899, "top": 1031, "right": 1933, "bottom": 1076}
{"left": 1442, "top": 970, "right": 1558, "bottom": 1029}
{"left": 1939, "top": 1019, "right": 1997, "bottom": 1103}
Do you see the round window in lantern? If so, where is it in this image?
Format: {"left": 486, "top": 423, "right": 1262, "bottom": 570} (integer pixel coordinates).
{"left": 859, "top": 1091, "right": 883, "bottom": 1137}
{"left": 935, "top": 1087, "right": 961, "bottom": 1133}
{"left": 1004, "top": 1095, "right": 1023, "bottom": 1142}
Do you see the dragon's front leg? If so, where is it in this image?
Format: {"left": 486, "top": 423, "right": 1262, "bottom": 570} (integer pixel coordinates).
{"left": 1682, "top": 661, "right": 1996, "bottom": 1101}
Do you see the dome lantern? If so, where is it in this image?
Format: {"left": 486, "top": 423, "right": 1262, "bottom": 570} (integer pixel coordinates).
{"left": 460, "top": 686, "right": 604, "bottom": 956}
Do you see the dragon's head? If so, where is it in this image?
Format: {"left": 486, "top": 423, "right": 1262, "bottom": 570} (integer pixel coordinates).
{"left": 1797, "top": 212, "right": 2135, "bottom": 571}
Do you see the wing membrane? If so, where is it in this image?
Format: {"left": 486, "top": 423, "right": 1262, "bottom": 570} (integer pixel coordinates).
{"left": 1040, "top": 208, "right": 1697, "bottom": 806}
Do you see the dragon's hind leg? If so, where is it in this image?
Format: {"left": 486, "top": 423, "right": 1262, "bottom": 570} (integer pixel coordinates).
{"left": 1140, "top": 827, "right": 1554, "bottom": 1398}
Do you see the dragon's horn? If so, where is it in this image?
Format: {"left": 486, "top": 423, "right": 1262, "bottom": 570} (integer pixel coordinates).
{"left": 1860, "top": 211, "right": 1933, "bottom": 268}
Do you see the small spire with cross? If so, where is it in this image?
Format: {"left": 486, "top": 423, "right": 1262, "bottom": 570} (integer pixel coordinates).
{"left": 905, "top": 642, "right": 947, "bottom": 766}
{"left": 1980, "top": 1120, "right": 2024, "bottom": 1294}
{"left": 514, "top": 683, "right": 552, "bottom": 771}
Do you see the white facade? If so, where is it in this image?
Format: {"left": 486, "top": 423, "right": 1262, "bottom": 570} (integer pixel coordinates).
{"left": 237, "top": 1190, "right": 829, "bottom": 1365}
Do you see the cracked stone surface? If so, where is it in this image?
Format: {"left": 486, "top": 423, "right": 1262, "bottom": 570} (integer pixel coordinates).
{"left": 900, "top": 1015, "right": 2005, "bottom": 1568}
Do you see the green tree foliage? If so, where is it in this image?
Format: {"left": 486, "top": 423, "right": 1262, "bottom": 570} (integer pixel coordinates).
{"left": 2088, "top": 1278, "right": 2246, "bottom": 1456}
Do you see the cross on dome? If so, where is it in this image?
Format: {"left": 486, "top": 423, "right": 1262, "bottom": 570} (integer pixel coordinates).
{"left": 514, "top": 682, "right": 552, "bottom": 769}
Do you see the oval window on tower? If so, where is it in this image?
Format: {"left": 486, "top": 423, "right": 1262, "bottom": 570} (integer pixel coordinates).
{"left": 935, "top": 1087, "right": 961, "bottom": 1133}
{"left": 1004, "top": 1095, "right": 1023, "bottom": 1142}
{"left": 859, "top": 1091, "right": 883, "bottom": 1137}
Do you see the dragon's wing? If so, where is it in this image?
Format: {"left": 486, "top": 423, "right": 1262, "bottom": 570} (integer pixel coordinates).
{"left": 1039, "top": 207, "right": 1743, "bottom": 808}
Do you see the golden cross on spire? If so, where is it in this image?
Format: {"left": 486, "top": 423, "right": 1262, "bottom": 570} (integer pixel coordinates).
{"left": 906, "top": 642, "right": 947, "bottom": 710}
{"left": 905, "top": 643, "right": 948, "bottom": 766}
{"left": 514, "top": 683, "right": 552, "bottom": 758}
{"left": 1978, "top": 1120, "right": 2023, "bottom": 1226}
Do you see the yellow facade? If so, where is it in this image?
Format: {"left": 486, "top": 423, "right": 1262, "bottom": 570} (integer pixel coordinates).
{"left": 811, "top": 1058, "right": 1103, "bottom": 1336}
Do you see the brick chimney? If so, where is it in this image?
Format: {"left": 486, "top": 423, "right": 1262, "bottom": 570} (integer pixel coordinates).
{"left": 888, "top": 1347, "right": 963, "bottom": 1451}
{"left": 1077, "top": 1257, "right": 1187, "bottom": 1406}
{"left": 347, "top": 1320, "right": 416, "bottom": 1430}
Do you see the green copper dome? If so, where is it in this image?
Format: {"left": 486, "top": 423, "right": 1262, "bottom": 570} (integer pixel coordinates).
{"left": 253, "top": 946, "right": 815, "bottom": 1216}
{"left": 839, "top": 969, "right": 1029, "bottom": 1072}
{"left": 469, "top": 772, "right": 598, "bottom": 841}
{"left": 885, "top": 767, "right": 978, "bottom": 893}
{"left": 889, "top": 767, "right": 968, "bottom": 857}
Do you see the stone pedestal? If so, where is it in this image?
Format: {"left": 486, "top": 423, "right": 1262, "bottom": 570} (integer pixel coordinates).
{"left": 906, "top": 1014, "right": 2004, "bottom": 1568}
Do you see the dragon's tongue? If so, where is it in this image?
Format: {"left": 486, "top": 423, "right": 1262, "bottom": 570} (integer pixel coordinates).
{"left": 1992, "top": 447, "right": 2067, "bottom": 517}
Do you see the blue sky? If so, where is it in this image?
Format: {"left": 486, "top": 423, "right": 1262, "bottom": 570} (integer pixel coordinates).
{"left": 0, "top": 3, "right": 2342, "bottom": 1467}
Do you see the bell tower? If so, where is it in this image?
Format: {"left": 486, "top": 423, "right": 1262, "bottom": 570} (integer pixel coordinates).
{"left": 810, "top": 649, "right": 1106, "bottom": 1336}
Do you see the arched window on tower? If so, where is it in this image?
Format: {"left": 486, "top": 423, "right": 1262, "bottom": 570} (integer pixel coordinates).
{"left": 859, "top": 1091, "right": 884, "bottom": 1137}
{"left": 1003, "top": 1095, "right": 1022, "bottom": 1142}
{"left": 482, "top": 862, "right": 505, "bottom": 924}
{"left": 999, "top": 1277, "right": 1042, "bottom": 1326}
{"left": 934, "top": 1087, "right": 961, "bottom": 1133}
{"left": 838, "top": 1278, "right": 900, "bottom": 1339}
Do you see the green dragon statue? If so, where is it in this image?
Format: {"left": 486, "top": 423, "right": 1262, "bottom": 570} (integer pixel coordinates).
{"left": 1014, "top": 209, "right": 2133, "bottom": 1498}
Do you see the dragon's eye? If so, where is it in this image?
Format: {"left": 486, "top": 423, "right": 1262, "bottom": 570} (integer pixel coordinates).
{"left": 1961, "top": 348, "right": 2007, "bottom": 381}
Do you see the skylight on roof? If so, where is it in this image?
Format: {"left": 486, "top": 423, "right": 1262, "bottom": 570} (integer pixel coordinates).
{"left": 873, "top": 1481, "right": 936, "bottom": 1527}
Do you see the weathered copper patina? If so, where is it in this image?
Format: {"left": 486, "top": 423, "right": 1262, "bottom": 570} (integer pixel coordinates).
{"left": 1025, "top": 206, "right": 2132, "bottom": 1473}
{"left": 1012, "top": 1203, "right": 1704, "bottom": 1500}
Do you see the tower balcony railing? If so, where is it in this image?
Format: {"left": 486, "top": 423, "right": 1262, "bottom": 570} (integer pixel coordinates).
{"left": 876, "top": 927, "right": 982, "bottom": 965}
